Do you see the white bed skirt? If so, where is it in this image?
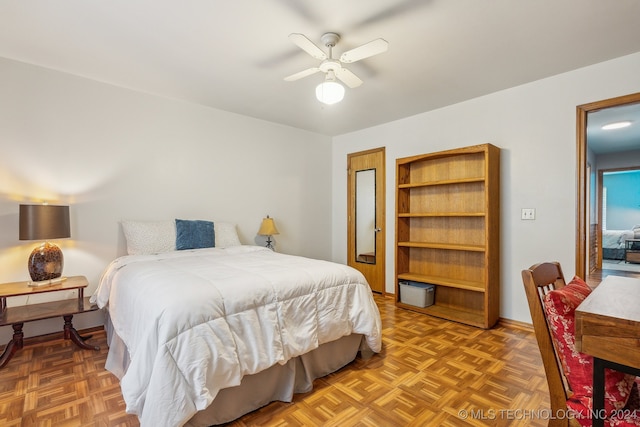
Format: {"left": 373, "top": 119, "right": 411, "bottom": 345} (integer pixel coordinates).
{"left": 105, "top": 316, "right": 367, "bottom": 426}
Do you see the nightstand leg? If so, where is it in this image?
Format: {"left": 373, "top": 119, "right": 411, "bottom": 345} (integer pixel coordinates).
{"left": 0, "top": 323, "right": 24, "bottom": 368}
{"left": 63, "top": 315, "right": 100, "bottom": 351}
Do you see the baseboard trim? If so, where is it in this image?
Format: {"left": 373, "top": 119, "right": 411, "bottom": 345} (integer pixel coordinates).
{"left": 498, "top": 317, "right": 534, "bottom": 332}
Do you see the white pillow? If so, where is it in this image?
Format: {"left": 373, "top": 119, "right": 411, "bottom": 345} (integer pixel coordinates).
{"left": 214, "top": 222, "right": 242, "bottom": 248}
{"left": 121, "top": 220, "right": 241, "bottom": 254}
{"left": 121, "top": 220, "right": 176, "bottom": 255}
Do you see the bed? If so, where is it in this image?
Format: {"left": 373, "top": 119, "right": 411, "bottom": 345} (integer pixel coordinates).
{"left": 91, "top": 221, "right": 382, "bottom": 427}
{"left": 602, "top": 226, "right": 640, "bottom": 260}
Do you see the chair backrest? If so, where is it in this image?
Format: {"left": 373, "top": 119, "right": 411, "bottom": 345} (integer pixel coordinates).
{"left": 522, "top": 262, "right": 573, "bottom": 427}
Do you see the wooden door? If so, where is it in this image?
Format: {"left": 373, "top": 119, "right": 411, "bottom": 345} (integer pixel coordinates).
{"left": 347, "top": 148, "right": 385, "bottom": 293}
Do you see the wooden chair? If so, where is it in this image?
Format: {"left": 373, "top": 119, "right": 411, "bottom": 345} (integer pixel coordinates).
{"left": 522, "top": 262, "right": 579, "bottom": 427}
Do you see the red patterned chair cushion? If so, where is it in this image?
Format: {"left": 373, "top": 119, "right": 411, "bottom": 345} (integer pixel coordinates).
{"left": 543, "top": 276, "right": 638, "bottom": 425}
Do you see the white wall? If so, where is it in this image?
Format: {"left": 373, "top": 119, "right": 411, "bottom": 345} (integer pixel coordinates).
{"left": 596, "top": 149, "right": 640, "bottom": 170}
{"left": 0, "top": 58, "right": 332, "bottom": 341}
{"left": 3, "top": 51, "right": 640, "bottom": 343}
{"left": 331, "top": 52, "right": 640, "bottom": 324}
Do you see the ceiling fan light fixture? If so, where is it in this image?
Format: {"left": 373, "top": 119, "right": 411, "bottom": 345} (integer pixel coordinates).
{"left": 286, "top": 32, "right": 387, "bottom": 105}
{"left": 316, "top": 78, "right": 344, "bottom": 105}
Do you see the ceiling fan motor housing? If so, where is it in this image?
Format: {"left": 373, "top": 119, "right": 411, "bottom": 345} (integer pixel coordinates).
{"left": 319, "top": 33, "right": 342, "bottom": 73}
{"left": 319, "top": 59, "right": 341, "bottom": 73}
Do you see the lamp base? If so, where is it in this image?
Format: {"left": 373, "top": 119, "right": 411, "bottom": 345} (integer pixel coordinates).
{"left": 265, "top": 236, "right": 274, "bottom": 250}
{"left": 28, "top": 242, "right": 64, "bottom": 282}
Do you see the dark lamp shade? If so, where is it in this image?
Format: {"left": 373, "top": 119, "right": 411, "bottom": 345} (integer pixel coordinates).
{"left": 19, "top": 204, "right": 70, "bottom": 241}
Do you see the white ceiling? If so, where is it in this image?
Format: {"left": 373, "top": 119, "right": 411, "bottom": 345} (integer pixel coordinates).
{"left": 587, "top": 103, "right": 640, "bottom": 155}
{"left": 1, "top": 0, "right": 640, "bottom": 138}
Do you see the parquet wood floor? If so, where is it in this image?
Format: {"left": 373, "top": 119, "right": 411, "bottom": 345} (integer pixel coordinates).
{"left": 585, "top": 264, "right": 640, "bottom": 287}
{"left": 1, "top": 295, "right": 556, "bottom": 427}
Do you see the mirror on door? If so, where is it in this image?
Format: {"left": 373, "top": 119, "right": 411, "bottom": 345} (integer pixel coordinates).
{"left": 355, "top": 168, "right": 376, "bottom": 264}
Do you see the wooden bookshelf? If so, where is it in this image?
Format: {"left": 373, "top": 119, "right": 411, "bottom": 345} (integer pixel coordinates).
{"left": 395, "top": 143, "right": 500, "bottom": 328}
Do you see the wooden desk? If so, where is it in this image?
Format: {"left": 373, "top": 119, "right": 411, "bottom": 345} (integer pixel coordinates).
{"left": 0, "top": 275, "right": 100, "bottom": 368}
{"left": 575, "top": 275, "right": 640, "bottom": 427}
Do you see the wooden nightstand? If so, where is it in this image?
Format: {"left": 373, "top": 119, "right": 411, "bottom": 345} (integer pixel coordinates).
{"left": 0, "top": 275, "right": 100, "bottom": 368}
{"left": 625, "top": 239, "right": 640, "bottom": 264}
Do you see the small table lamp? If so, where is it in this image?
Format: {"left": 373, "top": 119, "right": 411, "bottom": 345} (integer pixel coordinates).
{"left": 19, "top": 204, "right": 70, "bottom": 282}
{"left": 258, "top": 215, "right": 279, "bottom": 250}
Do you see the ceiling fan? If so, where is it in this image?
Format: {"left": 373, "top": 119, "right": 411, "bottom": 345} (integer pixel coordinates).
{"left": 284, "top": 32, "right": 388, "bottom": 104}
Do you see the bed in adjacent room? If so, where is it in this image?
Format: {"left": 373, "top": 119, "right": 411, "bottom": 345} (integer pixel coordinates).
{"left": 602, "top": 226, "right": 640, "bottom": 260}
{"left": 91, "top": 220, "right": 382, "bottom": 427}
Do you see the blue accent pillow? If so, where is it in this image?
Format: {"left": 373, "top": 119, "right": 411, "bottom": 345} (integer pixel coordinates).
{"left": 175, "top": 219, "right": 215, "bottom": 250}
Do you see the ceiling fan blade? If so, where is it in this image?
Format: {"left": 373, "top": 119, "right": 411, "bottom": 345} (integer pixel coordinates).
{"left": 284, "top": 67, "right": 321, "bottom": 81}
{"left": 275, "top": 0, "right": 320, "bottom": 24}
{"left": 353, "top": 0, "right": 429, "bottom": 30}
{"left": 335, "top": 68, "right": 363, "bottom": 88}
{"left": 289, "top": 33, "right": 327, "bottom": 60}
{"left": 340, "top": 38, "right": 388, "bottom": 63}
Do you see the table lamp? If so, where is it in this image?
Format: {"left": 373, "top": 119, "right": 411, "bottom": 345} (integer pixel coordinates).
{"left": 258, "top": 215, "right": 279, "bottom": 250}
{"left": 19, "top": 204, "right": 70, "bottom": 282}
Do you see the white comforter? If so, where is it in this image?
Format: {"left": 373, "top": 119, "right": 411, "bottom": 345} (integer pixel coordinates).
{"left": 602, "top": 229, "right": 635, "bottom": 248}
{"left": 91, "top": 246, "right": 382, "bottom": 427}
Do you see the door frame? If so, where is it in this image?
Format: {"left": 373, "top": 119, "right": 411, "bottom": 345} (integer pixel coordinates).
{"left": 347, "top": 147, "right": 386, "bottom": 293}
{"left": 576, "top": 92, "right": 640, "bottom": 278}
